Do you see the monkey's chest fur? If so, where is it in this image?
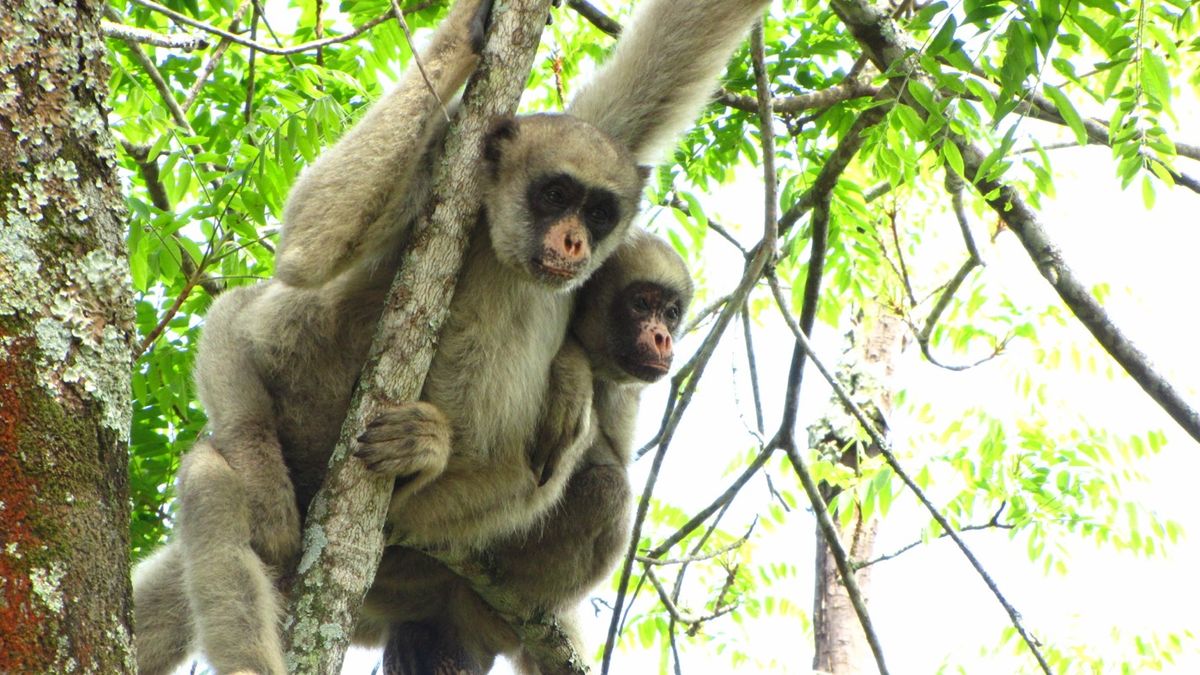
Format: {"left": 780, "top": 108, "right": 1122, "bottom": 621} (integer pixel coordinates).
{"left": 395, "top": 238, "right": 586, "bottom": 548}
{"left": 254, "top": 236, "right": 585, "bottom": 549}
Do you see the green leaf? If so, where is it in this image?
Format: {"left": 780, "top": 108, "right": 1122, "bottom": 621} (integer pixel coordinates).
{"left": 1141, "top": 174, "right": 1156, "bottom": 210}
{"left": 928, "top": 15, "right": 958, "bottom": 54}
{"left": 1042, "top": 83, "right": 1088, "bottom": 145}
{"left": 1140, "top": 49, "right": 1172, "bottom": 107}
{"left": 942, "top": 139, "right": 965, "bottom": 177}
{"left": 906, "top": 79, "right": 940, "bottom": 115}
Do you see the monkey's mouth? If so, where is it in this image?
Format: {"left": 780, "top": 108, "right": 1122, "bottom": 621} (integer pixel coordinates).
{"left": 532, "top": 258, "right": 583, "bottom": 284}
{"left": 628, "top": 359, "right": 670, "bottom": 383}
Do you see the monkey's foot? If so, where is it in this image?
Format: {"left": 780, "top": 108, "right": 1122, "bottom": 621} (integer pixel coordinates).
{"left": 248, "top": 489, "right": 302, "bottom": 571}
{"left": 356, "top": 402, "right": 451, "bottom": 490}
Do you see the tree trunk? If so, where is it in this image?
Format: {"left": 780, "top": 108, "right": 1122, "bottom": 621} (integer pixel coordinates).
{"left": 0, "top": 0, "right": 136, "bottom": 671}
{"left": 810, "top": 311, "right": 905, "bottom": 674}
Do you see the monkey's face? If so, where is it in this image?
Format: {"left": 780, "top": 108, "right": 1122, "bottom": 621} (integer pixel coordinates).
{"left": 482, "top": 114, "right": 645, "bottom": 291}
{"left": 523, "top": 172, "right": 622, "bottom": 285}
{"left": 609, "top": 280, "right": 684, "bottom": 383}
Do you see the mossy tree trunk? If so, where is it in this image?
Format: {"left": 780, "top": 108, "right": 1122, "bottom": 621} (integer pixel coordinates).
{"left": 0, "top": 0, "right": 136, "bottom": 671}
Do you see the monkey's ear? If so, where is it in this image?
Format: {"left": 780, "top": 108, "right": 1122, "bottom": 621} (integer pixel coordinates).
{"left": 636, "top": 165, "right": 653, "bottom": 187}
{"left": 482, "top": 116, "right": 519, "bottom": 166}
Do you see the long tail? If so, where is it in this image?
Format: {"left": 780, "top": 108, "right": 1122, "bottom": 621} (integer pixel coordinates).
{"left": 567, "top": 0, "right": 772, "bottom": 164}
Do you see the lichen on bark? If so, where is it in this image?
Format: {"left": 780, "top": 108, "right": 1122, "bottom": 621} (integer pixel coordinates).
{"left": 0, "top": 0, "right": 136, "bottom": 671}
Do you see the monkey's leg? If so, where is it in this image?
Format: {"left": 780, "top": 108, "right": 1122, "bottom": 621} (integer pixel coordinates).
{"left": 176, "top": 441, "right": 286, "bottom": 675}
{"left": 132, "top": 542, "right": 194, "bottom": 675}
{"left": 196, "top": 286, "right": 303, "bottom": 573}
{"left": 275, "top": 0, "right": 495, "bottom": 288}
{"left": 493, "top": 460, "right": 632, "bottom": 610}
{"left": 356, "top": 400, "right": 452, "bottom": 502}
{"left": 382, "top": 620, "right": 488, "bottom": 675}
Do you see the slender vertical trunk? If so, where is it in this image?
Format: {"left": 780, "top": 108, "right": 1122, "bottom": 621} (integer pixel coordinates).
{"left": 810, "top": 311, "right": 905, "bottom": 674}
{"left": 0, "top": 0, "right": 136, "bottom": 670}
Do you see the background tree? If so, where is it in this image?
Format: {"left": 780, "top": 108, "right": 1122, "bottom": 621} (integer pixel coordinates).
{"left": 95, "top": 0, "right": 1199, "bottom": 672}
{"left": 0, "top": 0, "right": 135, "bottom": 670}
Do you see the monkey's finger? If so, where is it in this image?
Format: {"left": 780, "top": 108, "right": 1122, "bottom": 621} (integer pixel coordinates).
{"left": 528, "top": 442, "right": 553, "bottom": 486}
{"left": 538, "top": 444, "right": 567, "bottom": 487}
{"left": 357, "top": 426, "right": 410, "bottom": 444}
{"left": 538, "top": 456, "right": 558, "bottom": 487}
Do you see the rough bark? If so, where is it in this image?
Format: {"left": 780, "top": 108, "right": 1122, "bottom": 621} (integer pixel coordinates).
{"left": 279, "top": 2, "right": 554, "bottom": 672}
{"left": 810, "top": 312, "right": 905, "bottom": 674}
{"left": 0, "top": 0, "right": 136, "bottom": 671}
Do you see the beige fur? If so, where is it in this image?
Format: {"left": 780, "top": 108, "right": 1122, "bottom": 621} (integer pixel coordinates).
{"left": 373, "top": 232, "right": 694, "bottom": 673}
{"left": 132, "top": 0, "right": 763, "bottom": 671}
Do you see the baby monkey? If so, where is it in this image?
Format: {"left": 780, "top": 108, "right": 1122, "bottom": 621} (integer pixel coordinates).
{"left": 365, "top": 229, "right": 693, "bottom": 673}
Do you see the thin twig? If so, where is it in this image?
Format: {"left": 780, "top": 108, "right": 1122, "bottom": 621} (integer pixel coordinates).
{"left": 182, "top": 0, "right": 255, "bottom": 113}
{"left": 243, "top": 5, "right": 259, "bottom": 123}
{"left": 857, "top": 504, "right": 1012, "bottom": 570}
{"left": 680, "top": 293, "right": 731, "bottom": 338}
{"left": 945, "top": 171, "right": 982, "bottom": 265}
{"left": 390, "top": 0, "right": 450, "bottom": 121}
{"left": 648, "top": 446, "right": 773, "bottom": 558}
{"left": 637, "top": 523, "right": 755, "bottom": 566}
{"left": 128, "top": 0, "right": 396, "bottom": 56}
{"left": 741, "top": 307, "right": 765, "bottom": 433}
{"left": 716, "top": 79, "right": 880, "bottom": 114}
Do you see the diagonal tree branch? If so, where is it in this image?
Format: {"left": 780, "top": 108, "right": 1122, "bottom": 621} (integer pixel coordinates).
{"left": 279, "top": 3, "right": 561, "bottom": 673}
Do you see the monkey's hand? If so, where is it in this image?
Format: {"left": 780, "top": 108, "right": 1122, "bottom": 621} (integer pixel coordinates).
{"left": 528, "top": 339, "right": 594, "bottom": 487}
{"left": 356, "top": 402, "right": 451, "bottom": 497}
{"left": 467, "top": 0, "right": 495, "bottom": 53}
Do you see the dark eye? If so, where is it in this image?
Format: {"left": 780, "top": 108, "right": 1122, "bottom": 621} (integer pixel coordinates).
{"left": 633, "top": 297, "right": 651, "bottom": 312}
{"left": 543, "top": 184, "right": 567, "bottom": 206}
{"left": 586, "top": 204, "right": 611, "bottom": 224}
{"left": 665, "top": 306, "right": 680, "bottom": 323}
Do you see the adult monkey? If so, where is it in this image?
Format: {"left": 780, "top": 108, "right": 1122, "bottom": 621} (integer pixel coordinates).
{"left": 132, "top": 0, "right": 769, "bottom": 673}
{"left": 362, "top": 230, "right": 693, "bottom": 673}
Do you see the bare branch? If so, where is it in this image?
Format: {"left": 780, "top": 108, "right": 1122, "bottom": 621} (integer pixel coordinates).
{"left": 857, "top": 504, "right": 1012, "bottom": 570}
{"left": 182, "top": 0, "right": 255, "bottom": 113}
{"left": 127, "top": 0, "right": 396, "bottom": 56}
{"left": 566, "top": 0, "right": 621, "bottom": 37}
{"left": 390, "top": 0, "right": 451, "bottom": 121}
{"left": 637, "top": 522, "right": 754, "bottom": 567}
{"left": 648, "top": 445, "right": 773, "bottom": 558}
{"left": 101, "top": 20, "right": 207, "bottom": 50}
{"left": 716, "top": 79, "right": 880, "bottom": 114}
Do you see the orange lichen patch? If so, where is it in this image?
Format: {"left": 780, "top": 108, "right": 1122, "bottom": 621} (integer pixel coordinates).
{"left": 0, "top": 335, "right": 54, "bottom": 672}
